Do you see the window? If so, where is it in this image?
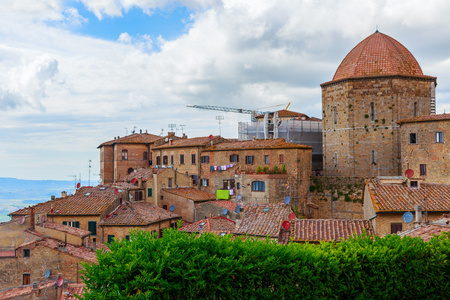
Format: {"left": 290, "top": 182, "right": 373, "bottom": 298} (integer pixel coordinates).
{"left": 252, "top": 181, "right": 265, "bottom": 192}
{"left": 371, "top": 150, "right": 376, "bottom": 164}
{"left": 409, "top": 133, "right": 417, "bottom": 144}
{"left": 191, "top": 154, "right": 196, "bottom": 164}
{"left": 436, "top": 132, "right": 443, "bottom": 143}
{"left": 156, "top": 156, "right": 161, "bottom": 165}
{"left": 332, "top": 106, "right": 337, "bottom": 124}
{"left": 22, "top": 273, "right": 30, "bottom": 285}
{"left": 414, "top": 102, "right": 418, "bottom": 117}
{"left": 370, "top": 102, "right": 375, "bottom": 121}
{"left": 107, "top": 235, "right": 115, "bottom": 243}
{"left": 147, "top": 188, "right": 152, "bottom": 197}
{"left": 390, "top": 223, "right": 402, "bottom": 234}
{"left": 134, "top": 190, "right": 143, "bottom": 200}
{"left": 245, "top": 155, "right": 254, "bottom": 165}
{"left": 191, "top": 175, "right": 197, "bottom": 185}
{"left": 163, "top": 155, "right": 168, "bottom": 165}
{"left": 279, "top": 154, "right": 284, "bottom": 164}
{"left": 143, "top": 151, "right": 148, "bottom": 160}
{"left": 201, "top": 156, "right": 210, "bottom": 163}
{"left": 264, "top": 155, "right": 269, "bottom": 164}
{"left": 236, "top": 182, "right": 241, "bottom": 189}
{"left": 201, "top": 179, "right": 209, "bottom": 186}
{"left": 23, "top": 249, "right": 30, "bottom": 257}
{"left": 62, "top": 221, "right": 80, "bottom": 228}
{"left": 163, "top": 205, "right": 168, "bottom": 210}
{"left": 410, "top": 181, "right": 418, "bottom": 188}
{"left": 230, "top": 154, "right": 239, "bottom": 162}
{"left": 420, "top": 164, "right": 427, "bottom": 176}
{"left": 127, "top": 168, "right": 134, "bottom": 174}
{"left": 168, "top": 178, "right": 172, "bottom": 188}
{"left": 170, "top": 155, "right": 174, "bottom": 165}
{"left": 122, "top": 150, "right": 128, "bottom": 160}
{"left": 180, "top": 154, "right": 185, "bottom": 164}
{"left": 88, "top": 221, "right": 97, "bottom": 236}
{"left": 125, "top": 235, "right": 130, "bottom": 241}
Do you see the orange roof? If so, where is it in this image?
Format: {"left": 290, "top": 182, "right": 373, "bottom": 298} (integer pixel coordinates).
{"left": 324, "top": 31, "right": 434, "bottom": 85}
{"left": 397, "top": 113, "right": 450, "bottom": 124}
{"left": 153, "top": 136, "right": 223, "bottom": 149}
{"left": 0, "top": 280, "right": 56, "bottom": 299}
{"left": 234, "top": 203, "right": 293, "bottom": 238}
{"left": 100, "top": 202, "right": 180, "bottom": 226}
{"left": 290, "top": 219, "right": 374, "bottom": 243}
{"left": 120, "top": 167, "right": 161, "bottom": 182}
{"left": 398, "top": 221, "right": 450, "bottom": 242}
{"left": 256, "top": 109, "right": 321, "bottom": 121}
{"left": 98, "top": 132, "right": 163, "bottom": 147}
{"left": 366, "top": 178, "right": 450, "bottom": 213}
{"left": 162, "top": 187, "right": 215, "bottom": 202}
{"left": 204, "top": 138, "right": 311, "bottom": 151}
{"left": 179, "top": 216, "right": 235, "bottom": 233}
{"left": 210, "top": 200, "right": 239, "bottom": 212}
{"left": 38, "top": 221, "right": 91, "bottom": 238}
{"left": 63, "top": 283, "right": 86, "bottom": 300}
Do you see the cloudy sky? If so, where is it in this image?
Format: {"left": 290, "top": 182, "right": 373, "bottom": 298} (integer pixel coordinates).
{"left": 2, "top": 0, "right": 450, "bottom": 181}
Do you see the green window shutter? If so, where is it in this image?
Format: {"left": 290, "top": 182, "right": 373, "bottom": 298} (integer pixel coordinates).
{"left": 75, "top": 221, "right": 80, "bottom": 228}
{"left": 148, "top": 188, "right": 152, "bottom": 197}
{"left": 88, "top": 221, "right": 97, "bottom": 236}
{"left": 62, "top": 221, "right": 67, "bottom": 226}
{"left": 107, "top": 235, "right": 114, "bottom": 243}
{"left": 125, "top": 235, "right": 130, "bottom": 241}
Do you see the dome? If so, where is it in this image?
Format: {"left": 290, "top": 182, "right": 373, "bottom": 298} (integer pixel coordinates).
{"left": 332, "top": 31, "right": 424, "bottom": 82}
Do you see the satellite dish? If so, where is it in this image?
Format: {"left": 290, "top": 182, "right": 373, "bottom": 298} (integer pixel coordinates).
{"left": 208, "top": 135, "right": 213, "bottom": 140}
{"left": 288, "top": 212, "right": 296, "bottom": 220}
{"left": 235, "top": 205, "right": 241, "bottom": 214}
{"left": 263, "top": 207, "right": 270, "bottom": 212}
{"left": 169, "top": 205, "right": 175, "bottom": 212}
{"left": 76, "top": 182, "right": 81, "bottom": 189}
{"left": 282, "top": 221, "right": 291, "bottom": 230}
{"left": 402, "top": 211, "right": 414, "bottom": 223}
{"left": 57, "top": 277, "right": 64, "bottom": 287}
{"left": 236, "top": 194, "right": 242, "bottom": 201}
{"left": 114, "top": 189, "right": 118, "bottom": 195}
{"left": 405, "top": 169, "right": 414, "bottom": 178}
{"left": 284, "top": 196, "right": 291, "bottom": 205}
{"left": 19, "top": 216, "right": 25, "bottom": 224}
{"left": 223, "top": 209, "right": 228, "bottom": 215}
{"left": 131, "top": 178, "right": 137, "bottom": 184}
{"left": 45, "top": 270, "right": 51, "bottom": 279}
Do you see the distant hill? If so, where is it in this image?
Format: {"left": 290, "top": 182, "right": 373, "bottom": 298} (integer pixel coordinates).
{"left": 0, "top": 177, "right": 92, "bottom": 222}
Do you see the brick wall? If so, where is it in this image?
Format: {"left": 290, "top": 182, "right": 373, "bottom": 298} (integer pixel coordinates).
{"left": 100, "top": 145, "right": 114, "bottom": 184}
{"left": 114, "top": 144, "right": 151, "bottom": 181}
{"left": 152, "top": 147, "right": 202, "bottom": 182}
{"left": 322, "top": 77, "right": 436, "bottom": 177}
{"left": 101, "top": 219, "right": 175, "bottom": 241}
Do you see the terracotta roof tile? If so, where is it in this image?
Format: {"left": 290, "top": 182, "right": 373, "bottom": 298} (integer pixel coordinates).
{"left": 204, "top": 138, "right": 312, "bottom": 151}
{"left": 397, "top": 113, "right": 450, "bottom": 124}
{"left": 120, "top": 167, "right": 168, "bottom": 182}
{"left": 330, "top": 32, "right": 429, "bottom": 83}
{"left": 256, "top": 109, "right": 321, "bottom": 121}
{"left": 38, "top": 221, "right": 91, "bottom": 238}
{"left": 234, "top": 203, "right": 293, "bottom": 238}
{"left": 63, "top": 283, "right": 85, "bottom": 300}
{"left": 290, "top": 219, "right": 374, "bottom": 243}
{"left": 0, "top": 280, "right": 56, "bottom": 299}
{"left": 210, "top": 200, "right": 239, "bottom": 212}
{"left": 162, "top": 187, "right": 215, "bottom": 202}
{"left": 98, "top": 133, "right": 163, "bottom": 147}
{"left": 100, "top": 201, "right": 181, "bottom": 226}
{"left": 179, "top": 216, "right": 235, "bottom": 233}
{"left": 398, "top": 221, "right": 450, "bottom": 242}
{"left": 366, "top": 178, "right": 450, "bottom": 212}
{"left": 153, "top": 136, "right": 223, "bottom": 149}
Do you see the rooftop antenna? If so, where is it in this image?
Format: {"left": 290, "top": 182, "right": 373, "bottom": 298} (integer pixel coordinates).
{"left": 179, "top": 125, "right": 186, "bottom": 135}
{"left": 132, "top": 126, "right": 137, "bottom": 134}
{"left": 88, "top": 160, "right": 92, "bottom": 186}
{"left": 124, "top": 127, "right": 128, "bottom": 135}
{"left": 68, "top": 174, "right": 76, "bottom": 190}
{"left": 216, "top": 115, "right": 224, "bottom": 136}
{"left": 168, "top": 124, "right": 177, "bottom": 133}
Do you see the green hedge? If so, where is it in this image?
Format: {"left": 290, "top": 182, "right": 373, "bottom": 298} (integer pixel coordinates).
{"left": 81, "top": 229, "right": 450, "bottom": 299}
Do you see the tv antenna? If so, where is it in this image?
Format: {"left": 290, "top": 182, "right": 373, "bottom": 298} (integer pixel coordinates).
{"left": 88, "top": 160, "right": 92, "bottom": 186}
{"left": 168, "top": 124, "right": 177, "bottom": 133}
{"left": 216, "top": 115, "right": 224, "bottom": 136}
{"left": 132, "top": 126, "right": 137, "bottom": 134}
{"left": 179, "top": 125, "right": 186, "bottom": 135}
{"left": 124, "top": 127, "right": 128, "bottom": 135}
{"left": 160, "top": 128, "right": 164, "bottom": 136}
{"left": 68, "top": 174, "right": 76, "bottom": 190}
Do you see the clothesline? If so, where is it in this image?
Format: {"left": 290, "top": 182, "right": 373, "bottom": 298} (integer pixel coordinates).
{"left": 210, "top": 163, "right": 237, "bottom": 172}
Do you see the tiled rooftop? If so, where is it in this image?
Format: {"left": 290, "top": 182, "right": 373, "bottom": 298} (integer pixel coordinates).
{"left": 98, "top": 132, "right": 163, "bottom": 147}
{"left": 210, "top": 200, "right": 239, "bottom": 212}
{"left": 100, "top": 201, "right": 181, "bottom": 226}
{"left": 326, "top": 32, "right": 433, "bottom": 85}
{"left": 398, "top": 216, "right": 450, "bottom": 242}
{"left": 162, "top": 187, "right": 215, "bottom": 202}
{"left": 63, "top": 283, "right": 85, "bottom": 299}
{"left": 120, "top": 167, "right": 158, "bottom": 182}
{"left": 38, "top": 221, "right": 91, "bottom": 238}
{"left": 153, "top": 136, "right": 223, "bottom": 149}
{"left": 0, "top": 280, "right": 55, "bottom": 299}
{"left": 10, "top": 186, "right": 123, "bottom": 216}
{"left": 397, "top": 113, "right": 450, "bottom": 124}
{"left": 234, "top": 203, "right": 293, "bottom": 238}
{"left": 204, "top": 138, "right": 312, "bottom": 151}
{"left": 179, "top": 216, "right": 236, "bottom": 233}
{"left": 366, "top": 178, "right": 450, "bottom": 212}
{"left": 290, "top": 219, "right": 374, "bottom": 243}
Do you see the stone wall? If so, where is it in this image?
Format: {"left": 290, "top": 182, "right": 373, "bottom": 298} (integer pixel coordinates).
{"left": 101, "top": 219, "right": 175, "bottom": 241}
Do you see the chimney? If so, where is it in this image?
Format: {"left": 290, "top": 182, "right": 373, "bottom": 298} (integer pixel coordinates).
{"left": 51, "top": 195, "right": 55, "bottom": 200}
{"left": 415, "top": 205, "right": 423, "bottom": 226}
{"left": 140, "top": 129, "right": 142, "bottom": 134}
{"left": 32, "top": 282, "right": 39, "bottom": 299}
{"left": 92, "top": 238, "right": 97, "bottom": 250}
{"left": 169, "top": 139, "right": 173, "bottom": 145}
{"left": 61, "top": 191, "right": 67, "bottom": 198}
{"left": 30, "top": 206, "right": 35, "bottom": 230}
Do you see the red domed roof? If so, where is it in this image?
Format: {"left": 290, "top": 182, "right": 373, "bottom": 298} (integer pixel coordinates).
{"left": 332, "top": 31, "right": 424, "bottom": 81}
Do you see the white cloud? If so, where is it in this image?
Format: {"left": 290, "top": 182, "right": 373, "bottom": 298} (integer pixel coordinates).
{"left": 63, "top": 7, "right": 88, "bottom": 26}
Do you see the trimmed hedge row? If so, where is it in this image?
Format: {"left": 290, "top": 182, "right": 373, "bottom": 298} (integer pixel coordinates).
{"left": 81, "top": 229, "right": 450, "bottom": 299}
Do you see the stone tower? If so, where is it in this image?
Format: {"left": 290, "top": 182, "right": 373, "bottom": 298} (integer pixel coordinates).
{"left": 321, "top": 31, "right": 437, "bottom": 177}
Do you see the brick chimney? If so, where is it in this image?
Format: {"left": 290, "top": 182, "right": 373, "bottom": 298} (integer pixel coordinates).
{"left": 61, "top": 191, "right": 67, "bottom": 198}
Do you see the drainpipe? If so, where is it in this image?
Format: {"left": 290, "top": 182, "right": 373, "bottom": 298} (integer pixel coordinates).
{"left": 30, "top": 206, "right": 35, "bottom": 230}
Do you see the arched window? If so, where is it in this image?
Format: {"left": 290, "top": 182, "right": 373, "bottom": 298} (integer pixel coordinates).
{"left": 122, "top": 150, "right": 128, "bottom": 160}
{"left": 251, "top": 181, "right": 265, "bottom": 192}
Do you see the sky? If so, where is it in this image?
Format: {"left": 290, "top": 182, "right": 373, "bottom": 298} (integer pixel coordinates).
{"left": 2, "top": 0, "right": 450, "bottom": 181}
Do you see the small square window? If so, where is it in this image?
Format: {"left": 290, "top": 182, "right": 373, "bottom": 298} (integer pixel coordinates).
{"left": 436, "top": 132, "right": 443, "bottom": 143}
{"left": 409, "top": 133, "right": 417, "bottom": 144}
{"left": 410, "top": 181, "right": 418, "bottom": 188}
{"left": 245, "top": 156, "right": 254, "bottom": 165}
{"left": 279, "top": 154, "right": 284, "bottom": 164}
{"left": 23, "top": 249, "right": 30, "bottom": 257}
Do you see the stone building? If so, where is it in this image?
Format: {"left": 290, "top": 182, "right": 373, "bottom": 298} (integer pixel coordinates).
{"left": 152, "top": 136, "right": 224, "bottom": 186}
{"left": 179, "top": 216, "right": 236, "bottom": 235}
{"left": 195, "top": 200, "right": 240, "bottom": 221}
{"left": 363, "top": 177, "right": 450, "bottom": 236}
{"left": 199, "top": 139, "right": 312, "bottom": 205}
{"left": 322, "top": 31, "right": 437, "bottom": 177}
{"left": 398, "top": 114, "right": 450, "bottom": 184}
{"left": 98, "top": 131, "right": 177, "bottom": 184}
